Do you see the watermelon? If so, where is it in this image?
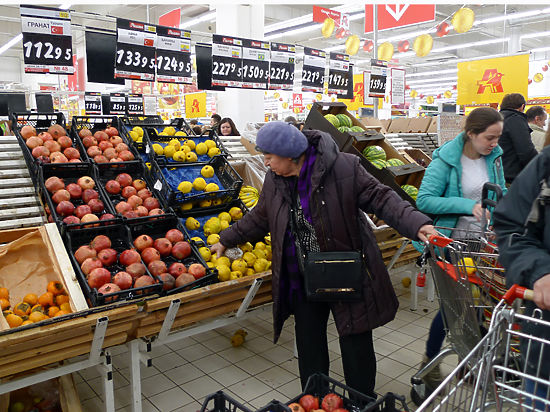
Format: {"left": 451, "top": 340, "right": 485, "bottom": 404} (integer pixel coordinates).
{"left": 324, "top": 114, "right": 340, "bottom": 128}
{"left": 336, "top": 114, "right": 353, "bottom": 128}
{"left": 350, "top": 126, "right": 364, "bottom": 132}
{"left": 362, "top": 145, "right": 387, "bottom": 161}
{"left": 371, "top": 159, "right": 388, "bottom": 170}
{"left": 387, "top": 158, "right": 405, "bottom": 167}
{"left": 401, "top": 184, "right": 419, "bottom": 200}
{"left": 338, "top": 126, "right": 351, "bottom": 133}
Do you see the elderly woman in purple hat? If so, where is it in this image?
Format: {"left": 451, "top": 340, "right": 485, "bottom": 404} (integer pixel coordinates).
{"left": 211, "top": 122, "right": 435, "bottom": 397}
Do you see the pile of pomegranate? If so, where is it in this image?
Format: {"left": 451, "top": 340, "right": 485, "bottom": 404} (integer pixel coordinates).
{"left": 78, "top": 126, "right": 135, "bottom": 163}
{"left": 104, "top": 172, "right": 164, "bottom": 218}
{"left": 19, "top": 123, "right": 81, "bottom": 164}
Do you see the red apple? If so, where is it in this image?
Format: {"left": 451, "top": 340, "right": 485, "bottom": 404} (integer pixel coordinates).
{"left": 81, "top": 257, "right": 103, "bottom": 276}
{"left": 153, "top": 237, "right": 172, "bottom": 257}
{"left": 82, "top": 189, "right": 99, "bottom": 204}
{"left": 141, "top": 247, "right": 161, "bottom": 265}
{"left": 172, "top": 241, "right": 191, "bottom": 259}
{"left": 119, "top": 249, "right": 141, "bottom": 266}
{"left": 74, "top": 245, "right": 97, "bottom": 264}
{"left": 98, "top": 248, "right": 117, "bottom": 266}
{"left": 66, "top": 183, "right": 82, "bottom": 199}
{"left": 90, "top": 235, "right": 111, "bottom": 252}
{"left": 148, "top": 260, "right": 167, "bottom": 277}
{"left": 159, "top": 273, "right": 175, "bottom": 291}
{"left": 88, "top": 268, "right": 112, "bottom": 289}
{"left": 126, "top": 262, "right": 146, "bottom": 280}
{"left": 121, "top": 186, "right": 137, "bottom": 199}
{"left": 116, "top": 173, "right": 133, "bottom": 188}
{"left": 168, "top": 262, "right": 187, "bottom": 277}
{"left": 105, "top": 180, "right": 121, "bottom": 195}
{"left": 75, "top": 204, "right": 92, "bottom": 219}
{"left": 56, "top": 200, "right": 74, "bottom": 217}
{"left": 113, "top": 271, "right": 133, "bottom": 290}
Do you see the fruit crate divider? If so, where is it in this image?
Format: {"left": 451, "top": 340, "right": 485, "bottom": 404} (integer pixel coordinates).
{"left": 64, "top": 222, "right": 163, "bottom": 307}
{"left": 200, "top": 390, "right": 253, "bottom": 412}
{"left": 124, "top": 214, "right": 217, "bottom": 295}
{"left": 122, "top": 115, "right": 164, "bottom": 126}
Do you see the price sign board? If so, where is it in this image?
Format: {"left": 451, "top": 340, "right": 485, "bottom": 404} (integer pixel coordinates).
{"left": 20, "top": 6, "right": 74, "bottom": 74}
{"left": 269, "top": 42, "right": 295, "bottom": 90}
{"left": 241, "top": 39, "right": 270, "bottom": 89}
{"left": 391, "top": 68, "right": 405, "bottom": 105}
{"left": 127, "top": 94, "right": 144, "bottom": 115}
{"left": 84, "top": 92, "right": 102, "bottom": 115}
{"left": 110, "top": 93, "right": 127, "bottom": 115}
{"left": 364, "top": 59, "right": 388, "bottom": 99}
{"left": 115, "top": 18, "right": 157, "bottom": 81}
{"left": 212, "top": 34, "right": 242, "bottom": 88}
{"left": 156, "top": 26, "right": 192, "bottom": 84}
{"left": 328, "top": 52, "right": 350, "bottom": 95}
{"left": 302, "top": 47, "right": 326, "bottom": 93}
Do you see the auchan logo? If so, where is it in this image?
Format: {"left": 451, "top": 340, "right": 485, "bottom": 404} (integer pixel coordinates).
{"left": 222, "top": 37, "right": 234, "bottom": 44}
{"left": 130, "top": 22, "right": 144, "bottom": 30}
{"left": 477, "top": 69, "right": 504, "bottom": 94}
{"left": 167, "top": 29, "right": 180, "bottom": 36}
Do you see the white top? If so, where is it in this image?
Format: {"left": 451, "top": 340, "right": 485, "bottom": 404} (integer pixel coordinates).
{"left": 452, "top": 154, "right": 489, "bottom": 239}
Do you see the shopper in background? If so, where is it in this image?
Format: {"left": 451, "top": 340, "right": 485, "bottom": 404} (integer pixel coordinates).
{"left": 217, "top": 117, "right": 240, "bottom": 136}
{"left": 211, "top": 113, "right": 221, "bottom": 129}
{"left": 499, "top": 93, "right": 537, "bottom": 184}
{"left": 525, "top": 106, "right": 547, "bottom": 152}
{"left": 493, "top": 148, "right": 550, "bottom": 410}
{"left": 414, "top": 107, "right": 507, "bottom": 391}
{"left": 211, "top": 121, "right": 435, "bottom": 397}
{"left": 192, "top": 125, "right": 203, "bottom": 135}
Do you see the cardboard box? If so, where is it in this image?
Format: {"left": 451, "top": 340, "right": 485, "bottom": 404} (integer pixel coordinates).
{"left": 427, "top": 116, "right": 438, "bottom": 133}
{"left": 240, "top": 136, "right": 262, "bottom": 156}
{"left": 408, "top": 117, "right": 432, "bottom": 133}
{"left": 360, "top": 117, "right": 387, "bottom": 134}
{"left": 380, "top": 119, "right": 392, "bottom": 133}
{"left": 387, "top": 117, "right": 410, "bottom": 133}
{"left": 230, "top": 159, "right": 266, "bottom": 192}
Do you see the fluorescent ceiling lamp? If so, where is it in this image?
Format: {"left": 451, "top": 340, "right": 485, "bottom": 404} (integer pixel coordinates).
{"left": 399, "top": 38, "right": 508, "bottom": 59}
{"left": 408, "top": 76, "right": 457, "bottom": 85}
{"left": 474, "top": 9, "right": 545, "bottom": 25}
{"left": 380, "top": 28, "right": 437, "bottom": 44}
{"left": 180, "top": 10, "right": 216, "bottom": 29}
{"left": 530, "top": 46, "right": 550, "bottom": 53}
{"left": 521, "top": 30, "right": 550, "bottom": 40}
{"left": 409, "top": 82, "right": 456, "bottom": 89}
{"left": 407, "top": 68, "right": 457, "bottom": 78}
{"left": 0, "top": 33, "right": 22, "bottom": 56}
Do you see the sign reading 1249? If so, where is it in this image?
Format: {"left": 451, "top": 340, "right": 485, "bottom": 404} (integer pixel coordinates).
{"left": 20, "top": 6, "right": 74, "bottom": 74}
{"left": 115, "top": 18, "right": 157, "bottom": 81}
{"left": 156, "top": 25, "right": 192, "bottom": 84}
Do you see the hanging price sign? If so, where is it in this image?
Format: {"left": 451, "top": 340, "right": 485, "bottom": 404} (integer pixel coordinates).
{"left": 302, "top": 47, "right": 326, "bottom": 93}
{"left": 84, "top": 92, "right": 102, "bottom": 115}
{"left": 212, "top": 34, "right": 242, "bottom": 88}
{"left": 364, "top": 59, "right": 388, "bottom": 99}
{"left": 110, "top": 93, "right": 127, "bottom": 115}
{"left": 269, "top": 42, "right": 295, "bottom": 90}
{"left": 20, "top": 6, "right": 74, "bottom": 74}
{"left": 156, "top": 26, "right": 192, "bottom": 84}
{"left": 328, "top": 52, "right": 350, "bottom": 95}
{"left": 240, "top": 39, "right": 270, "bottom": 89}
{"left": 127, "top": 94, "right": 144, "bottom": 114}
{"left": 115, "top": 18, "right": 157, "bottom": 81}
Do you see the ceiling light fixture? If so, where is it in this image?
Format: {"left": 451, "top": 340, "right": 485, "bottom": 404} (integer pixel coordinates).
{"left": 0, "top": 33, "right": 22, "bottom": 56}
{"left": 180, "top": 10, "right": 216, "bottom": 29}
{"left": 407, "top": 68, "right": 458, "bottom": 78}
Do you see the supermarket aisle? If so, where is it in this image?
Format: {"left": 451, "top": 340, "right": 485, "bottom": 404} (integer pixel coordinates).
{"left": 74, "top": 264, "right": 455, "bottom": 412}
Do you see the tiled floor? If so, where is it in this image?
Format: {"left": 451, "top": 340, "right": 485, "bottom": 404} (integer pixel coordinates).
{"left": 74, "top": 263, "right": 458, "bottom": 412}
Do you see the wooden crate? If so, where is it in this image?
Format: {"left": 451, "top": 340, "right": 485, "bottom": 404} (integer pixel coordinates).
{"left": 401, "top": 148, "right": 432, "bottom": 168}
{"left": 378, "top": 237, "right": 420, "bottom": 268}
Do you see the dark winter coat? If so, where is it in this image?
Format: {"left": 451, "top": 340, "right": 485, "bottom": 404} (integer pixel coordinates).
{"left": 493, "top": 147, "right": 550, "bottom": 378}
{"left": 499, "top": 109, "right": 537, "bottom": 183}
{"left": 220, "top": 130, "right": 432, "bottom": 343}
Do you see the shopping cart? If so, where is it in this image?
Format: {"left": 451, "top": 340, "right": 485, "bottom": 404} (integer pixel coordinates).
{"left": 415, "top": 285, "right": 550, "bottom": 411}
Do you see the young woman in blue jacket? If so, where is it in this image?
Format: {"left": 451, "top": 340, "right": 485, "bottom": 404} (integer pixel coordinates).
{"left": 415, "top": 107, "right": 507, "bottom": 389}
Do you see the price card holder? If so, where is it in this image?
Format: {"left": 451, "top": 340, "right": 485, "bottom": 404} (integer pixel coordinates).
{"left": 110, "top": 93, "right": 127, "bottom": 115}
{"left": 365, "top": 59, "right": 388, "bottom": 99}
{"left": 115, "top": 18, "right": 157, "bottom": 81}
{"left": 127, "top": 94, "right": 143, "bottom": 115}
{"left": 156, "top": 26, "right": 192, "bottom": 84}
{"left": 84, "top": 92, "right": 102, "bottom": 115}
{"left": 302, "top": 47, "right": 326, "bottom": 93}
{"left": 212, "top": 34, "right": 243, "bottom": 88}
{"left": 269, "top": 42, "right": 295, "bottom": 91}
{"left": 328, "top": 52, "right": 350, "bottom": 96}
{"left": 240, "top": 39, "right": 269, "bottom": 89}
{"left": 20, "top": 6, "right": 74, "bottom": 74}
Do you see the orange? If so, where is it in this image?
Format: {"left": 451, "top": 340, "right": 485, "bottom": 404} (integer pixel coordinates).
{"left": 38, "top": 292, "right": 54, "bottom": 307}
{"left": 54, "top": 310, "right": 69, "bottom": 317}
{"left": 0, "top": 298, "right": 9, "bottom": 311}
{"left": 22, "top": 320, "right": 33, "bottom": 326}
{"left": 23, "top": 293, "right": 38, "bottom": 306}
{"left": 31, "top": 304, "right": 45, "bottom": 314}
{"left": 5, "top": 314, "right": 23, "bottom": 328}
{"left": 28, "top": 311, "right": 45, "bottom": 323}
{"left": 55, "top": 294, "right": 69, "bottom": 306}
{"left": 13, "top": 302, "right": 31, "bottom": 317}
{"left": 59, "top": 303, "right": 72, "bottom": 313}
{"left": 47, "top": 306, "right": 60, "bottom": 317}
{"left": 47, "top": 281, "right": 66, "bottom": 296}
{"left": 0, "top": 287, "right": 8, "bottom": 300}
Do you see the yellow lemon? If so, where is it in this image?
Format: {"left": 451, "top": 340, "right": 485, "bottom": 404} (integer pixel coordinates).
{"left": 243, "top": 252, "right": 257, "bottom": 267}
{"left": 132, "top": 126, "right": 144, "bottom": 137}
{"left": 239, "top": 242, "right": 253, "bottom": 252}
{"left": 246, "top": 268, "right": 255, "bottom": 276}
{"left": 129, "top": 130, "right": 139, "bottom": 141}
{"left": 231, "top": 259, "right": 248, "bottom": 275}
{"left": 163, "top": 145, "right": 176, "bottom": 158}
{"left": 217, "top": 265, "right": 231, "bottom": 281}
{"left": 199, "top": 247, "right": 212, "bottom": 261}
{"left": 205, "top": 183, "right": 219, "bottom": 192}
{"left": 253, "top": 258, "right": 269, "bottom": 273}
{"left": 175, "top": 131, "right": 187, "bottom": 136}
{"left": 201, "top": 165, "right": 215, "bottom": 178}
{"left": 183, "top": 139, "right": 196, "bottom": 150}
{"left": 193, "top": 177, "right": 207, "bottom": 191}
{"left": 217, "top": 256, "right": 231, "bottom": 267}
{"left": 208, "top": 147, "right": 221, "bottom": 157}
{"left": 152, "top": 144, "right": 164, "bottom": 155}
{"left": 180, "top": 202, "right": 193, "bottom": 211}
{"left": 186, "top": 152, "right": 198, "bottom": 162}
{"left": 177, "top": 181, "right": 193, "bottom": 193}
{"left": 163, "top": 126, "right": 176, "bottom": 136}
{"left": 229, "top": 207, "right": 243, "bottom": 221}
{"left": 169, "top": 139, "right": 181, "bottom": 150}
{"left": 218, "top": 212, "right": 231, "bottom": 223}
{"left": 199, "top": 199, "right": 212, "bottom": 208}
{"left": 204, "top": 140, "right": 216, "bottom": 150}
{"left": 185, "top": 217, "right": 200, "bottom": 230}
{"left": 173, "top": 150, "right": 186, "bottom": 162}
{"left": 195, "top": 142, "right": 208, "bottom": 155}
{"left": 253, "top": 248, "right": 267, "bottom": 260}
{"left": 460, "top": 257, "right": 476, "bottom": 275}
{"left": 207, "top": 234, "right": 220, "bottom": 245}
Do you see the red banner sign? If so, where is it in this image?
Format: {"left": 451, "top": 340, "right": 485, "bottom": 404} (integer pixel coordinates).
{"left": 293, "top": 93, "right": 303, "bottom": 108}
{"left": 365, "top": 4, "right": 435, "bottom": 33}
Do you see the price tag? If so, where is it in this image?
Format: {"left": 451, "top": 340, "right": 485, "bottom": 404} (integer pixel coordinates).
{"left": 156, "top": 26, "right": 192, "bottom": 84}
{"left": 127, "top": 94, "right": 143, "bottom": 115}
{"left": 154, "top": 179, "right": 162, "bottom": 191}
{"left": 302, "top": 47, "right": 326, "bottom": 93}
{"left": 212, "top": 34, "right": 243, "bottom": 88}
{"left": 240, "top": 39, "right": 269, "bottom": 89}
{"left": 110, "top": 93, "right": 127, "bottom": 115}
{"left": 20, "top": 6, "right": 74, "bottom": 74}
{"left": 115, "top": 18, "right": 157, "bottom": 81}
{"left": 366, "top": 59, "right": 388, "bottom": 99}
{"left": 269, "top": 42, "right": 295, "bottom": 90}
{"left": 391, "top": 68, "right": 405, "bottom": 106}
{"left": 328, "top": 52, "right": 350, "bottom": 96}
{"left": 84, "top": 92, "right": 102, "bottom": 115}
{"left": 146, "top": 144, "right": 150, "bottom": 154}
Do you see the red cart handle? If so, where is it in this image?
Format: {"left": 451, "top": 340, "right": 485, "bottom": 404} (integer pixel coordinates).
{"left": 502, "top": 284, "right": 535, "bottom": 305}
{"left": 428, "top": 234, "right": 453, "bottom": 247}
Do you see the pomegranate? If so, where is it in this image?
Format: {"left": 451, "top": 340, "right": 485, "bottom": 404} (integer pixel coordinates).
{"left": 115, "top": 201, "right": 132, "bottom": 215}
{"left": 126, "top": 262, "right": 146, "bottom": 279}
{"left": 82, "top": 189, "right": 99, "bottom": 204}
{"left": 45, "top": 176, "right": 65, "bottom": 193}
{"left": 321, "top": 394, "right": 343, "bottom": 412}
{"left": 100, "top": 213, "right": 115, "bottom": 221}
{"left": 127, "top": 195, "right": 143, "bottom": 209}
{"left": 136, "top": 206, "right": 149, "bottom": 217}
{"left": 97, "top": 283, "right": 121, "bottom": 300}
{"left": 147, "top": 260, "right": 167, "bottom": 277}
{"left": 119, "top": 249, "right": 141, "bottom": 266}
{"left": 159, "top": 273, "right": 175, "bottom": 291}
{"left": 81, "top": 214, "right": 100, "bottom": 224}
{"left": 115, "top": 173, "right": 133, "bottom": 188}
{"left": 165, "top": 229, "right": 184, "bottom": 244}
{"left": 44, "top": 140, "right": 61, "bottom": 153}
{"left": 172, "top": 241, "right": 191, "bottom": 259}
{"left": 63, "top": 215, "right": 80, "bottom": 224}
{"left": 299, "top": 395, "right": 319, "bottom": 412}
{"left": 98, "top": 140, "right": 113, "bottom": 151}
{"left": 81, "top": 257, "right": 103, "bottom": 276}
{"left": 77, "top": 176, "right": 95, "bottom": 190}
{"left": 56, "top": 200, "right": 74, "bottom": 217}
{"left": 47, "top": 124, "right": 66, "bottom": 139}
{"left": 66, "top": 183, "right": 82, "bottom": 199}
{"left": 20, "top": 125, "right": 36, "bottom": 140}
{"left": 52, "top": 153, "right": 69, "bottom": 163}
{"left": 153, "top": 237, "right": 172, "bottom": 257}
{"left": 105, "top": 126, "right": 119, "bottom": 137}
{"left": 82, "top": 136, "right": 97, "bottom": 148}
{"left": 188, "top": 263, "right": 206, "bottom": 280}
{"left": 74, "top": 245, "right": 97, "bottom": 264}
{"left": 32, "top": 146, "right": 50, "bottom": 158}
{"left": 133, "top": 234, "right": 154, "bottom": 251}
{"left": 144, "top": 197, "right": 161, "bottom": 211}
{"left": 87, "top": 198, "right": 105, "bottom": 213}
{"left": 109, "top": 136, "right": 123, "bottom": 146}
{"left": 75, "top": 205, "right": 92, "bottom": 219}
{"left": 115, "top": 143, "right": 129, "bottom": 153}
{"left": 103, "top": 148, "right": 118, "bottom": 160}
{"left": 37, "top": 131, "right": 52, "bottom": 142}
{"left": 141, "top": 247, "right": 161, "bottom": 265}
{"left": 105, "top": 180, "right": 121, "bottom": 195}
{"left": 57, "top": 135, "right": 72, "bottom": 149}
{"left": 175, "top": 273, "right": 195, "bottom": 288}
{"left": 168, "top": 262, "right": 187, "bottom": 277}
{"left": 69, "top": 158, "right": 81, "bottom": 163}
{"left": 121, "top": 186, "right": 137, "bottom": 199}
{"left": 90, "top": 235, "right": 111, "bottom": 252}
{"left": 289, "top": 404, "right": 305, "bottom": 412}
{"left": 37, "top": 155, "right": 51, "bottom": 165}
{"left": 124, "top": 210, "right": 139, "bottom": 219}
{"left": 94, "top": 155, "right": 109, "bottom": 163}
{"left": 119, "top": 150, "right": 135, "bottom": 161}
{"left": 132, "top": 179, "right": 147, "bottom": 191}
{"left": 52, "top": 189, "right": 71, "bottom": 204}
{"left": 26, "top": 136, "right": 43, "bottom": 149}
{"left": 87, "top": 146, "right": 102, "bottom": 158}
{"left": 79, "top": 128, "right": 92, "bottom": 139}
{"left": 63, "top": 147, "right": 80, "bottom": 160}
{"left": 134, "top": 275, "right": 155, "bottom": 290}
{"left": 94, "top": 131, "right": 109, "bottom": 142}
{"left": 98, "top": 248, "right": 118, "bottom": 266}
{"left": 137, "top": 189, "right": 153, "bottom": 200}
{"left": 113, "top": 272, "right": 133, "bottom": 290}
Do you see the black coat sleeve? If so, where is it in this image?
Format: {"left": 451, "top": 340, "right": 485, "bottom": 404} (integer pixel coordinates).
{"left": 507, "top": 118, "right": 538, "bottom": 167}
{"left": 493, "top": 149, "right": 550, "bottom": 288}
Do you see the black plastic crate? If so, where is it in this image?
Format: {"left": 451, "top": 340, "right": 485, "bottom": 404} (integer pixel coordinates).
{"left": 256, "top": 400, "right": 292, "bottom": 412}
{"left": 64, "top": 223, "right": 163, "bottom": 307}
{"left": 38, "top": 163, "right": 118, "bottom": 236}
{"left": 364, "top": 393, "right": 409, "bottom": 412}
{"left": 125, "top": 214, "right": 217, "bottom": 295}
{"left": 150, "top": 156, "right": 243, "bottom": 207}
{"left": 288, "top": 374, "right": 376, "bottom": 412}
{"left": 123, "top": 115, "right": 164, "bottom": 126}
{"left": 201, "top": 391, "right": 253, "bottom": 412}
{"left": 93, "top": 161, "right": 172, "bottom": 223}
{"left": 119, "top": 116, "right": 172, "bottom": 155}
{"left": 71, "top": 115, "right": 141, "bottom": 166}
{"left": 11, "top": 112, "right": 89, "bottom": 184}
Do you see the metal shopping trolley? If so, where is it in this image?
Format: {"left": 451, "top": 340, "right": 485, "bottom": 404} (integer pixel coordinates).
{"left": 415, "top": 285, "right": 550, "bottom": 411}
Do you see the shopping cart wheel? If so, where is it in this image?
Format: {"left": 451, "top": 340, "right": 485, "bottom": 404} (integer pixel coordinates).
{"left": 410, "top": 385, "right": 427, "bottom": 406}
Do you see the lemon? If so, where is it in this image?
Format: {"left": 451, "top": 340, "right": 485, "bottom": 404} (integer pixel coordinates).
{"left": 199, "top": 246, "right": 212, "bottom": 261}
{"left": 220, "top": 221, "right": 230, "bottom": 231}
{"left": 163, "top": 126, "right": 176, "bottom": 136}
{"left": 164, "top": 145, "right": 176, "bottom": 158}
{"left": 173, "top": 150, "right": 186, "bottom": 162}
{"left": 208, "top": 147, "right": 221, "bottom": 157}
{"left": 218, "top": 212, "right": 231, "bottom": 223}
{"left": 199, "top": 199, "right": 212, "bottom": 208}
{"left": 232, "top": 259, "right": 248, "bottom": 275}
{"left": 253, "top": 258, "right": 269, "bottom": 273}
{"left": 129, "top": 130, "right": 139, "bottom": 141}
{"left": 180, "top": 202, "right": 193, "bottom": 211}
{"left": 253, "top": 249, "right": 267, "bottom": 260}
{"left": 207, "top": 234, "right": 220, "bottom": 245}
{"left": 180, "top": 145, "right": 191, "bottom": 154}
{"left": 204, "top": 139, "right": 216, "bottom": 150}
{"left": 246, "top": 268, "right": 255, "bottom": 276}
{"left": 460, "top": 257, "right": 476, "bottom": 275}
{"left": 193, "top": 177, "right": 207, "bottom": 191}
{"left": 217, "top": 256, "right": 231, "bottom": 267}
{"left": 217, "top": 265, "right": 231, "bottom": 281}
{"left": 178, "top": 181, "right": 193, "bottom": 193}
{"left": 183, "top": 139, "right": 196, "bottom": 150}
{"left": 152, "top": 144, "right": 164, "bottom": 155}
{"left": 175, "top": 131, "right": 187, "bottom": 136}
{"left": 169, "top": 139, "right": 181, "bottom": 150}
{"left": 186, "top": 152, "right": 198, "bottom": 162}
{"left": 185, "top": 217, "right": 200, "bottom": 230}
{"left": 195, "top": 142, "right": 208, "bottom": 155}
{"left": 243, "top": 252, "right": 257, "bottom": 267}
{"left": 201, "top": 165, "right": 215, "bottom": 178}
{"left": 132, "top": 126, "right": 144, "bottom": 137}
{"left": 230, "top": 271, "right": 242, "bottom": 280}
{"left": 239, "top": 242, "right": 253, "bottom": 252}
{"left": 205, "top": 183, "right": 219, "bottom": 192}
{"left": 229, "top": 207, "right": 243, "bottom": 221}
